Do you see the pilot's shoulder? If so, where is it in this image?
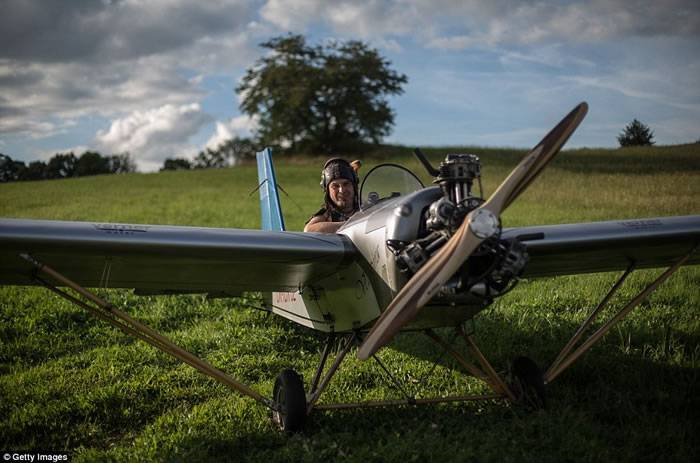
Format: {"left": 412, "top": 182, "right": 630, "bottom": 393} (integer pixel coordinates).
{"left": 305, "top": 207, "right": 329, "bottom": 227}
{"left": 312, "top": 207, "right": 328, "bottom": 218}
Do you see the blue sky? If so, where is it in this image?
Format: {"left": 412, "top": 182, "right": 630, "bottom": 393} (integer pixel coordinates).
{"left": 1, "top": 0, "right": 699, "bottom": 171}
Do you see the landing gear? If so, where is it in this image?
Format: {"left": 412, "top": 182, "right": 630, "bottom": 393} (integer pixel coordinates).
{"left": 272, "top": 369, "right": 307, "bottom": 433}
{"left": 510, "top": 356, "right": 546, "bottom": 409}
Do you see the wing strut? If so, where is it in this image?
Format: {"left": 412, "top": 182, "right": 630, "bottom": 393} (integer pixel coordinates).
{"left": 545, "top": 245, "right": 698, "bottom": 384}
{"left": 19, "top": 253, "right": 276, "bottom": 410}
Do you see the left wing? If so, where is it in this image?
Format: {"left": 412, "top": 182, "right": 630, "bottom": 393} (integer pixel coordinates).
{"left": 502, "top": 215, "right": 700, "bottom": 278}
{"left": 0, "top": 218, "right": 357, "bottom": 294}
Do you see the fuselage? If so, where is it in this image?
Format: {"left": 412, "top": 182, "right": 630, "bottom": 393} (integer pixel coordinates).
{"left": 269, "top": 185, "right": 491, "bottom": 333}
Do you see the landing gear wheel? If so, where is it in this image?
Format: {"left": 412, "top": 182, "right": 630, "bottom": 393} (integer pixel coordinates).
{"left": 272, "top": 369, "right": 307, "bottom": 433}
{"left": 510, "top": 356, "right": 546, "bottom": 409}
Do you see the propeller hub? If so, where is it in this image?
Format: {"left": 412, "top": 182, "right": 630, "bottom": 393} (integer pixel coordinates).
{"left": 469, "top": 209, "right": 499, "bottom": 239}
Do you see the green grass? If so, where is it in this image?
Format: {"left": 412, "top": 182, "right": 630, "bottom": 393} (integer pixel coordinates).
{"left": 1, "top": 144, "right": 699, "bottom": 462}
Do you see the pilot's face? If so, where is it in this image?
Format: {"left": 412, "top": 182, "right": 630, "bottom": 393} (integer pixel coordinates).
{"left": 328, "top": 178, "right": 355, "bottom": 213}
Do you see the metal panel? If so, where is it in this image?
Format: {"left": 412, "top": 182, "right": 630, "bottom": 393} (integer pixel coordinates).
{"left": 0, "top": 219, "right": 356, "bottom": 293}
{"left": 502, "top": 215, "right": 700, "bottom": 278}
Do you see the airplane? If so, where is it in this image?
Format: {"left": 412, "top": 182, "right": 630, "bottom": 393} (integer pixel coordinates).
{"left": 1, "top": 102, "right": 699, "bottom": 433}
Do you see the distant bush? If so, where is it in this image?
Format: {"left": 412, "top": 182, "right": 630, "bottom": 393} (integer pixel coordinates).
{"left": 159, "top": 137, "right": 256, "bottom": 172}
{"left": 193, "top": 137, "right": 256, "bottom": 169}
{"left": 617, "top": 119, "right": 655, "bottom": 147}
{"left": 161, "top": 158, "right": 192, "bottom": 171}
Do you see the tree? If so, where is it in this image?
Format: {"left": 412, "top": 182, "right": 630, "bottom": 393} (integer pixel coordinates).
{"left": 0, "top": 154, "right": 26, "bottom": 182}
{"left": 237, "top": 34, "right": 407, "bottom": 153}
{"left": 194, "top": 137, "right": 256, "bottom": 168}
{"left": 617, "top": 119, "right": 655, "bottom": 147}
{"left": 194, "top": 147, "right": 228, "bottom": 169}
{"left": 107, "top": 153, "right": 136, "bottom": 174}
{"left": 214, "top": 137, "right": 256, "bottom": 164}
{"left": 161, "top": 158, "right": 192, "bottom": 171}
{"left": 20, "top": 161, "right": 48, "bottom": 181}
{"left": 75, "top": 151, "right": 110, "bottom": 176}
{"left": 46, "top": 152, "right": 78, "bottom": 179}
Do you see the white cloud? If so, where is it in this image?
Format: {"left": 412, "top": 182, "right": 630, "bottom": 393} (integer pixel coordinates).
{"left": 3, "top": 0, "right": 700, "bottom": 162}
{"left": 0, "top": 2, "right": 259, "bottom": 153}
{"left": 260, "top": 0, "right": 420, "bottom": 38}
{"left": 565, "top": 71, "right": 700, "bottom": 113}
{"left": 205, "top": 115, "right": 259, "bottom": 150}
{"left": 259, "top": 0, "right": 700, "bottom": 50}
{"left": 205, "top": 122, "right": 235, "bottom": 151}
{"left": 95, "top": 103, "right": 211, "bottom": 171}
{"left": 260, "top": 0, "right": 321, "bottom": 30}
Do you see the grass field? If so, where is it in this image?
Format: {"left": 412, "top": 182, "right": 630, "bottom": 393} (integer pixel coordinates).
{"left": 1, "top": 144, "right": 699, "bottom": 462}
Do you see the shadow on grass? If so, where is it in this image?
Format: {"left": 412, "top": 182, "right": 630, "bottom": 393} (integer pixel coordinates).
{"left": 4, "top": 287, "right": 699, "bottom": 460}
{"left": 153, "top": 353, "right": 699, "bottom": 462}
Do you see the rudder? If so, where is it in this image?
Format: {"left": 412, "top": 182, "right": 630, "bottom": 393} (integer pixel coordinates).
{"left": 256, "top": 148, "right": 286, "bottom": 232}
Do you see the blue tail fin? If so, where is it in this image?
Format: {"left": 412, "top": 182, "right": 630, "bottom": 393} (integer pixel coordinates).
{"left": 256, "top": 148, "right": 285, "bottom": 232}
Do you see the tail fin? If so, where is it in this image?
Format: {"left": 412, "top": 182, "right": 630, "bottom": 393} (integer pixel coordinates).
{"left": 255, "top": 148, "right": 286, "bottom": 231}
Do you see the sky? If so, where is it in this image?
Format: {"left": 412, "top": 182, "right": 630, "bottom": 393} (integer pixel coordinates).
{"left": 1, "top": 0, "right": 699, "bottom": 172}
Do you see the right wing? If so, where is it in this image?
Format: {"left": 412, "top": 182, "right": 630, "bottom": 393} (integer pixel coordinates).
{"left": 502, "top": 215, "right": 700, "bottom": 278}
{"left": 0, "top": 218, "right": 357, "bottom": 294}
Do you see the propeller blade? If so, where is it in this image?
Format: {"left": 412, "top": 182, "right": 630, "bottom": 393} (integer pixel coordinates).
{"left": 357, "top": 211, "right": 485, "bottom": 360}
{"left": 357, "top": 102, "right": 589, "bottom": 361}
{"left": 490, "top": 102, "right": 588, "bottom": 214}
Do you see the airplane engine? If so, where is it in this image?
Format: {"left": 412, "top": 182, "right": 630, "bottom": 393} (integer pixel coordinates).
{"left": 388, "top": 154, "right": 528, "bottom": 301}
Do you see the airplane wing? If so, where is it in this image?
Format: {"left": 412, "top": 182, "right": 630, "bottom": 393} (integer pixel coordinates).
{"left": 0, "top": 218, "right": 357, "bottom": 294}
{"left": 502, "top": 215, "right": 700, "bottom": 278}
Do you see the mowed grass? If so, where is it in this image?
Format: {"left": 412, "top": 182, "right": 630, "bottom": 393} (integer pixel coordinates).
{"left": 1, "top": 144, "right": 699, "bottom": 462}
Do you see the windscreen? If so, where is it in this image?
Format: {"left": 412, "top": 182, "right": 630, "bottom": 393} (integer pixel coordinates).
{"left": 360, "top": 164, "right": 424, "bottom": 209}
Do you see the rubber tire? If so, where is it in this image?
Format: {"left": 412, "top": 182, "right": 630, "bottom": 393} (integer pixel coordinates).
{"left": 511, "top": 356, "right": 546, "bottom": 409}
{"left": 272, "top": 369, "right": 307, "bottom": 433}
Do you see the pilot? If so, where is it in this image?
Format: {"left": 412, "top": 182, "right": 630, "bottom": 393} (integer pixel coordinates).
{"left": 304, "top": 158, "right": 361, "bottom": 233}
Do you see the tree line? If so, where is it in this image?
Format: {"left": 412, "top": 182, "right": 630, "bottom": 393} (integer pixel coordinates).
{"left": 161, "top": 137, "right": 256, "bottom": 171}
{"left": 0, "top": 151, "right": 135, "bottom": 183}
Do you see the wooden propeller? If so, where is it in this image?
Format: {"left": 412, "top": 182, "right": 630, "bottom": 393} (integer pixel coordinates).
{"left": 357, "top": 102, "right": 589, "bottom": 360}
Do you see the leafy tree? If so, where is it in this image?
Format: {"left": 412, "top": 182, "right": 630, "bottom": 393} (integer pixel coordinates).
{"left": 20, "top": 161, "right": 48, "bottom": 181}
{"left": 617, "top": 119, "right": 655, "bottom": 147}
{"left": 0, "top": 154, "right": 26, "bottom": 182}
{"left": 75, "top": 151, "right": 110, "bottom": 176}
{"left": 194, "top": 148, "right": 228, "bottom": 169}
{"left": 107, "top": 153, "right": 136, "bottom": 174}
{"left": 161, "top": 158, "right": 193, "bottom": 171}
{"left": 46, "top": 152, "right": 78, "bottom": 179}
{"left": 237, "top": 34, "right": 407, "bottom": 153}
{"left": 215, "top": 137, "right": 256, "bottom": 164}
{"left": 194, "top": 137, "right": 256, "bottom": 168}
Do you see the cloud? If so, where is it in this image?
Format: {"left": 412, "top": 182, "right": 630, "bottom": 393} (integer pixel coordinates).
{"left": 0, "top": 1, "right": 259, "bottom": 152}
{"left": 205, "top": 114, "right": 260, "bottom": 151}
{"left": 95, "top": 103, "right": 212, "bottom": 171}
{"left": 3, "top": 0, "right": 700, "bottom": 162}
{"left": 259, "top": 0, "right": 700, "bottom": 49}
{"left": 260, "top": 0, "right": 421, "bottom": 38}
{"left": 0, "top": 0, "right": 252, "bottom": 64}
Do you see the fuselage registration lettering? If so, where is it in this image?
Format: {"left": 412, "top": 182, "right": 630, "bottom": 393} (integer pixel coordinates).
{"left": 275, "top": 292, "right": 298, "bottom": 304}
{"left": 95, "top": 224, "right": 149, "bottom": 235}
{"left": 619, "top": 219, "right": 662, "bottom": 230}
